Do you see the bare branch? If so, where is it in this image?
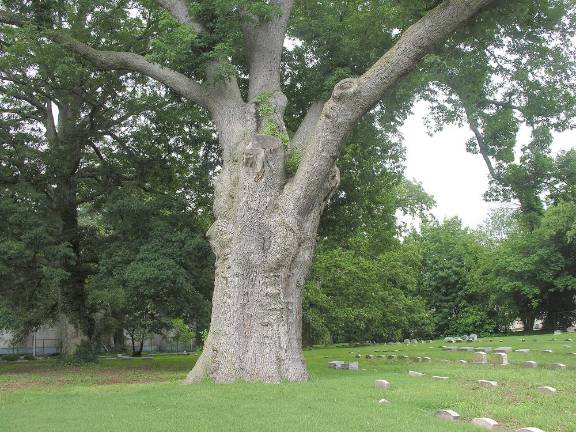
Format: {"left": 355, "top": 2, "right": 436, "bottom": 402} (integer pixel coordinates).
{"left": 154, "top": 0, "right": 205, "bottom": 33}
{"left": 52, "top": 33, "right": 212, "bottom": 110}
{"left": 88, "top": 141, "right": 106, "bottom": 163}
{"left": 469, "top": 122, "right": 500, "bottom": 180}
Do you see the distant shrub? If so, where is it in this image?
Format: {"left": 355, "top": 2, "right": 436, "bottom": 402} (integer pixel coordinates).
{"left": 2, "top": 354, "right": 19, "bottom": 361}
{"left": 75, "top": 340, "right": 99, "bottom": 363}
{"left": 58, "top": 341, "right": 99, "bottom": 364}
{"left": 22, "top": 354, "right": 35, "bottom": 361}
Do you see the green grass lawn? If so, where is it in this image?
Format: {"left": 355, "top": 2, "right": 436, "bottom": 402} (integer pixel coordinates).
{"left": 1, "top": 334, "right": 575, "bottom": 432}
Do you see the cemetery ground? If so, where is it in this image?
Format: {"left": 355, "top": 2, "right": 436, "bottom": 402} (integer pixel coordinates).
{"left": 1, "top": 335, "right": 575, "bottom": 432}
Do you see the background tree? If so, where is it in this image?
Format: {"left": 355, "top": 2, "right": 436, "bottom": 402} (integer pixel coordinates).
{"left": 414, "top": 218, "right": 504, "bottom": 336}
{"left": 0, "top": 2, "right": 217, "bottom": 352}
{"left": 417, "top": 0, "right": 576, "bottom": 231}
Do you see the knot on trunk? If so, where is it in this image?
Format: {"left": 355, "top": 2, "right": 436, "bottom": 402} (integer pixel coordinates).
{"left": 321, "top": 166, "right": 340, "bottom": 208}
{"left": 332, "top": 78, "right": 358, "bottom": 100}
{"left": 243, "top": 134, "right": 283, "bottom": 182}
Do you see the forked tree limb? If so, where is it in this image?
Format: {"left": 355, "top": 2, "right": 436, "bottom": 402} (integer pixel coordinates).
{"left": 288, "top": 0, "right": 497, "bottom": 216}
{"left": 53, "top": 33, "right": 212, "bottom": 110}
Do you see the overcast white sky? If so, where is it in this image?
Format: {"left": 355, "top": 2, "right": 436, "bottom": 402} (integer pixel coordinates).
{"left": 400, "top": 101, "right": 576, "bottom": 228}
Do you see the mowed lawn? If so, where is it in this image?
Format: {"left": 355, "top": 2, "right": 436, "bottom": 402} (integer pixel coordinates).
{"left": 1, "top": 334, "right": 575, "bottom": 432}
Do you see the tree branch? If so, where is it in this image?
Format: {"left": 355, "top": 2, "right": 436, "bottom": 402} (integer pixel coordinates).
{"left": 0, "top": 10, "right": 22, "bottom": 27}
{"left": 469, "top": 122, "right": 500, "bottom": 181}
{"left": 45, "top": 100, "right": 58, "bottom": 142}
{"left": 243, "top": 0, "right": 293, "bottom": 99}
{"left": 357, "top": 0, "right": 496, "bottom": 113}
{"left": 52, "top": 33, "right": 212, "bottom": 110}
{"left": 287, "top": 0, "right": 496, "bottom": 216}
{"left": 154, "top": 0, "right": 206, "bottom": 33}
{"left": 289, "top": 101, "right": 325, "bottom": 153}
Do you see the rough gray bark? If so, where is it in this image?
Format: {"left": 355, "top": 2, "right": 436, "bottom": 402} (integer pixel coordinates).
{"left": 4, "top": 0, "right": 497, "bottom": 382}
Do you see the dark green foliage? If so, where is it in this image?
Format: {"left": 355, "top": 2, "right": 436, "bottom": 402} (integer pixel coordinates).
{"left": 73, "top": 340, "right": 99, "bottom": 363}
{"left": 304, "top": 243, "right": 433, "bottom": 345}
{"left": 0, "top": 1, "right": 217, "bottom": 346}
{"left": 86, "top": 187, "right": 214, "bottom": 354}
{"left": 414, "top": 218, "right": 506, "bottom": 336}
{"left": 1, "top": 354, "right": 19, "bottom": 361}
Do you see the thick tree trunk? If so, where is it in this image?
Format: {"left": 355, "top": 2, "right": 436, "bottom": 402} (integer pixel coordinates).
{"left": 57, "top": 315, "right": 87, "bottom": 355}
{"left": 185, "top": 110, "right": 338, "bottom": 382}
{"left": 113, "top": 326, "right": 125, "bottom": 352}
{"left": 49, "top": 100, "right": 95, "bottom": 343}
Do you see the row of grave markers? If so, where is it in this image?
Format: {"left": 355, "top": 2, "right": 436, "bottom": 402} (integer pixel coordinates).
{"left": 374, "top": 371, "right": 552, "bottom": 432}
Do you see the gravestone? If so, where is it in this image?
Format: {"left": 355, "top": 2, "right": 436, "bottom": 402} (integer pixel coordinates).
{"left": 457, "top": 359, "right": 468, "bottom": 364}
{"left": 550, "top": 363, "right": 566, "bottom": 369}
{"left": 409, "top": 370, "right": 424, "bottom": 377}
{"left": 478, "top": 379, "right": 498, "bottom": 387}
{"left": 472, "top": 418, "right": 500, "bottom": 430}
{"left": 542, "top": 349, "right": 553, "bottom": 353}
{"left": 459, "top": 347, "right": 474, "bottom": 352}
{"left": 375, "top": 379, "right": 390, "bottom": 389}
{"left": 411, "top": 339, "right": 418, "bottom": 344}
{"left": 444, "top": 337, "right": 456, "bottom": 343}
{"left": 468, "top": 334, "right": 479, "bottom": 342}
{"left": 404, "top": 339, "right": 411, "bottom": 344}
{"left": 554, "top": 330, "right": 562, "bottom": 335}
{"left": 423, "top": 356, "right": 432, "bottom": 362}
{"left": 495, "top": 347, "right": 512, "bottom": 353}
{"left": 328, "top": 361, "right": 345, "bottom": 369}
{"left": 516, "top": 428, "right": 545, "bottom": 432}
{"left": 473, "top": 352, "right": 488, "bottom": 364}
{"left": 443, "top": 346, "right": 458, "bottom": 351}
{"left": 387, "top": 355, "right": 397, "bottom": 359}
{"left": 432, "top": 376, "right": 449, "bottom": 380}
{"left": 515, "top": 349, "right": 530, "bottom": 353}
{"left": 475, "top": 347, "right": 493, "bottom": 352}
{"left": 329, "top": 360, "right": 358, "bottom": 370}
{"left": 435, "top": 410, "right": 460, "bottom": 421}
{"left": 492, "top": 353, "right": 509, "bottom": 365}
{"left": 538, "top": 386, "right": 556, "bottom": 394}
{"left": 378, "top": 398, "right": 390, "bottom": 404}
{"left": 522, "top": 361, "right": 538, "bottom": 368}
